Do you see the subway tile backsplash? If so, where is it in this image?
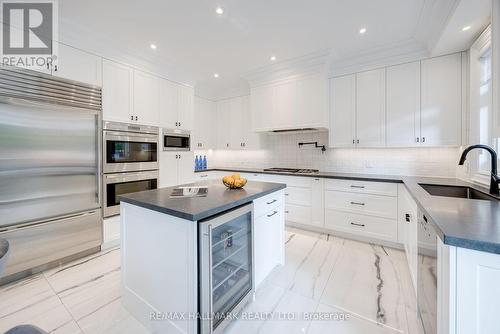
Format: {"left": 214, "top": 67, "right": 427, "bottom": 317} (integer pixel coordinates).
{"left": 195, "top": 131, "right": 461, "bottom": 177}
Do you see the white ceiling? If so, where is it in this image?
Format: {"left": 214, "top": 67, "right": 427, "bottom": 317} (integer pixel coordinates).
{"left": 58, "top": 0, "right": 490, "bottom": 89}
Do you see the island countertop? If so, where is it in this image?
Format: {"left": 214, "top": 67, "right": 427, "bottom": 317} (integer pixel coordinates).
{"left": 119, "top": 180, "right": 286, "bottom": 221}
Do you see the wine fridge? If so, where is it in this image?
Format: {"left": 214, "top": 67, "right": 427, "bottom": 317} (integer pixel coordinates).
{"left": 199, "top": 203, "right": 254, "bottom": 334}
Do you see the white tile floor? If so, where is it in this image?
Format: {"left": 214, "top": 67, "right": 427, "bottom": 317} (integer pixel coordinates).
{"left": 0, "top": 227, "right": 423, "bottom": 334}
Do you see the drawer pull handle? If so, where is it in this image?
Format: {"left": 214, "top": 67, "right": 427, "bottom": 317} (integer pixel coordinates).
{"left": 285, "top": 193, "right": 289, "bottom": 196}
{"left": 267, "top": 211, "right": 278, "bottom": 217}
{"left": 200, "top": 175, "right": 208, "bottom": 178}
{"left": 266, "top": 199, "right": 277, "bottom": 205}
{"left": 285, "top": 210, "right": 289, "bottom": 214}
{"left": 405, "top": 213, "right": 410, "bottom": 222}
{"left": 350, "top": 201, "right": 365, "bottom": 206}
{"left": 350, "top": 185, "right": 365, "bottom": 189}
{"left": 350, "top": 222, "right": 365, "bottom": 227}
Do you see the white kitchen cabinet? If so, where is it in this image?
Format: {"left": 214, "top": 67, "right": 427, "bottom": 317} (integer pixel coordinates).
{"left": 251, "top": 75, "right": 328, "bottom": 132}
{"left": 356, "top": 68, "right": 386, "bottom": 147}
{"left": 159, "top": 151, "right": 194, "bottom": 187}
{"left": 102, "top": 59, "right": 134, "bottom": 123}
{"left": 296, "top": 74, "right": 327, "bottom": 128}
{"left": 159, "top": 80, "right": 194, "bottom": 131}
{"left": 216, "top": 99, "right": 232, "bottom": 149}
{"left": 216, "top": 96, "right": 262, "bottom": 150}
{"left": 54, "top": 43, "right": 102, "bottom": 86}
{"left": 282, "top": 176, "right": 324, "bottom": 229}
{"left": 421, "top": 53, "right": 462, "bottom": 146}
{"left": 252, "top": 192, "right": 285, "bottom": 288}
{"left": 455, "top": 246, "right": 500, "bottom": 334}
{"left": 229, "top": 97, "right": 245, "bottom": 149}
{"left": 250, "top": 85, "right": 273, "bottom": 131}
{"left": 193, "top": 97, "right": 217, "bottom": 149}
{"left": 133, "top": 70, "right": 160, "bottom": 126}
{"left": 273, "top": 80, "right": 296, "bottom": 129}
{"left": 241, "top": 95, "right": 264, "bottom": 149}
{"left": 386, "top": 61, "right": 421, "bottom": 147}
{"left": 178, "top": 85, "right": 194, "bottom": 131}
{"left": 329, "top": 74, "right": 356, "bottom": 148}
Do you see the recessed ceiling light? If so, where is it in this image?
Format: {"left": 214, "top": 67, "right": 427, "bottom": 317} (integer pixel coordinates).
{"left": 213, "top": 73, "right": 219, "bottom": 78}
{"left": 150, "top": 43, "right": 157, "bottom": 50}
{"left": 462, "top": 25, "right": 471, "bottom": 31}
{"left": 359, "top": 28, "right": 367, "bottom": 34}
{"left": 270, "top": 56, "right": 276, "bottom": 61}
{"left": 215, "top": 7, "right": 224, "bottom": 15}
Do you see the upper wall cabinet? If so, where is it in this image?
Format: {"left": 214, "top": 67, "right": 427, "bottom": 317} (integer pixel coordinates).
{"left": 328, "top": 69, "right": 385, "bottom": 148}
{"left": 159, "top": 80, "right": 194, "bottom": 131}
{"left": 251, "top": 85, "right": 274, "bottom": 131}
{"left": 193, "top": 97, "right": 217, "bottom": 149}
{"left": 329, "top": 52, "right": 463, "bottom": 148}
{"left": 216, "top": 95, "right": 264, "bottom": 150}
{"left": 421, "top": 53, "right": 462, "bottom": 146}
{"left": 329, "top": 74, "right": 356, "bottom": 148}
{"left": 102, "top": 59, "right": 134, "bottom": 124}
{"left": 251, "top": 74, "right": 328, "bottom": 132}
{"left": 386, "top": 61, "right": 421, "bottom": 147}
{"left": 356, "top": 69, "right": 386, "bottom": 147}
{"left": 54, "top": 43, "right": 102, "bottom": 86}
{"left": 133, "top": 70, "right": 160, "bottom": 126}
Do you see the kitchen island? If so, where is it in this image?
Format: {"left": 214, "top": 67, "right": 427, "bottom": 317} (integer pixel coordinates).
{"left": 119, "top": 179, "right": 286, "bottom": 334}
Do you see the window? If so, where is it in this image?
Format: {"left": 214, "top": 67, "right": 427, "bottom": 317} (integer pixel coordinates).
{"left": 469, "top": 26, "right": 500, "bottom": 183}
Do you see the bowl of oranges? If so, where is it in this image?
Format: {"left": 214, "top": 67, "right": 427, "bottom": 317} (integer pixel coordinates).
{"left": 222, "top": 173, "right": 247, "bottom": 189}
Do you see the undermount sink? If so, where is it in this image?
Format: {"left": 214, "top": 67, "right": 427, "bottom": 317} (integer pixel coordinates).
{"left": 419, "top": 184, "right": 498, "bottom": 201}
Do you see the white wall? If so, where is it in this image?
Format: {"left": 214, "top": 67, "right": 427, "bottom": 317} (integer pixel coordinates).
{"left": 195, "top": 131, "right": 461, "bottom": 177}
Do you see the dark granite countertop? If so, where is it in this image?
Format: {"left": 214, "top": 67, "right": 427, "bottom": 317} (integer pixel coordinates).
{"left": 119, "top": 180, "right": 286, "bottom": 221}
{"left": 197, "top": 167, "right": 500, "bottom": 254}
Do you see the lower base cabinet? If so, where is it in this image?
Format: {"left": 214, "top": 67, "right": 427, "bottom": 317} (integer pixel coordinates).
{"left": 324, "top": 209, "right": 398, "bottom": 242}
{"left": 254, "top": 191, "right": 285, "bottom": 288}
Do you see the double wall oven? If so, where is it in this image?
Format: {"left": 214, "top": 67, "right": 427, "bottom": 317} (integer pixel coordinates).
{"left": 103, "top": 122, "right": 159, "bottom": 217}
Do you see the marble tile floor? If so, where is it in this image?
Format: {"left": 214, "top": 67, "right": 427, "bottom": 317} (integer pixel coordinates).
{"left": 0, "top": 227, "right": 423, "bottom": 334}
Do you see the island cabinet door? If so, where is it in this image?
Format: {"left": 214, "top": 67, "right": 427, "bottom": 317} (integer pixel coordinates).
{"left": 254, "top": 204, "right": 284, "bottom": 288}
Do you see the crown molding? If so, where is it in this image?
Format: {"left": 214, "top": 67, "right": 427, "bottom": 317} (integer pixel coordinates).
{"left": 327, "top": 38, "right": 429, "bottom": 77}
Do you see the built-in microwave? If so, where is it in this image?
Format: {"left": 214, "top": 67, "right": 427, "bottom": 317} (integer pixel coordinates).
{"left": 163, "top": 129, "right": 190, "bottom": 151}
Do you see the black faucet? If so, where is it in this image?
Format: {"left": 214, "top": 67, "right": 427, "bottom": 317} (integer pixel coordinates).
{"left": 458, "top": 144, "right": 499, "bottom": 195}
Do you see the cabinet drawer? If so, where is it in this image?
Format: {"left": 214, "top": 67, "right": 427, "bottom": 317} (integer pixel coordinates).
{"left": 324, "top": 190, "right": 397, "bottom": 219}
{"left": 284, "top": 186, "right": 311, "bottom": 206}
{"left": 324, "top": 179, "right": 398, "bottom": 197}
{"left": 254, "top": 190, "right": 284, "bottom": 218}
{"left": 325, "top": 209, "right": 398, "bottom": 242}
{"left": 195, "top": 172, "right": 217, "bottom": 180}
{"left": 285, "top": 204, "right": 312, "bottom": 225}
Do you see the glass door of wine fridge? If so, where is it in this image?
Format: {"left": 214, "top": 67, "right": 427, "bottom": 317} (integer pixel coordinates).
{"left": 199, "top": 203, "right": 254, "bottom": 334}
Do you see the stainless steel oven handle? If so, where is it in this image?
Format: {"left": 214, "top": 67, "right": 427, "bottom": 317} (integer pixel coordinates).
{"left": 208, "top": 224, "right": 214, "bottom": 334}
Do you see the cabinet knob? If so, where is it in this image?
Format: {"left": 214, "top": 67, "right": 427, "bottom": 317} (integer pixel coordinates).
{"left": 422, "top": 137, "right": 426, "bottom": 143}
{"left": 135, "top": 116, "right": 138, "bottom": 121}
{"left": 357, "top": 139, "right": 360, "bottom": 144}
{"left": 416, "top": 137, "right": 419, "bottom": 143}
{"left": 405, "top": 213, "right": 411, "bottom": 222}
{"left": 54, "top": 65, "right": 58, "bottom": 72}
{"left": 131, "top": 115, "right": 134, "bottom": 120}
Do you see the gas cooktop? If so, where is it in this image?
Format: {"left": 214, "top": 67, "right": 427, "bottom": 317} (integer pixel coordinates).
{"left": 263, "top": 168, "right": 320, "bottom": 174}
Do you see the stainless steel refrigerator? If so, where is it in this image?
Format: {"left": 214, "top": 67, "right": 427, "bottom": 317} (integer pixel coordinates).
{"left": 0, "top": 66, "right": 102, "bottom": 284}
